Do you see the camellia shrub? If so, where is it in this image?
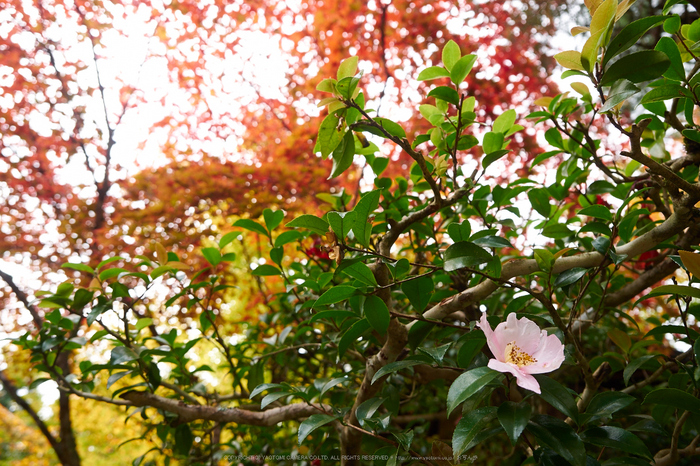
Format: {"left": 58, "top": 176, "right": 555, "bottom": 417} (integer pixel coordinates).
{"left": 10, "top": 1, "right": 700, "bottom": 465}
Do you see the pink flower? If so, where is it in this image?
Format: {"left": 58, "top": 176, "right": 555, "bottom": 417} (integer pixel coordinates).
{"left": 478, "top": 312, "right": 565, "bottom": 394}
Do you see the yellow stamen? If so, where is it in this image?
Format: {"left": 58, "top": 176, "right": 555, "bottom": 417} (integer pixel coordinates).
{"left": 505, "top": 341, "right": 537, "bottom": 367}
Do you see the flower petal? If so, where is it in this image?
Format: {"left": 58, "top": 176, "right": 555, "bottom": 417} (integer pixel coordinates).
{"left": 488, "top": 360, "right": 541, "bottom": 394}
{"left": 526, "top": 333, "right": 566, "bottom": 374}
{"left": 493, "top": 313, "right": 541, "bottom": 355}
{"left": 479, "top": 313, "right": 506, "bottom": 362}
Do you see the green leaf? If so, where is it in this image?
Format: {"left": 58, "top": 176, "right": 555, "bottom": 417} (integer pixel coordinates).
{"left": 585, "top": 392, "right": 636, "bottom": 420}
{"left": 453, "top": 407, "right": 497, "bottom": 458}
{"left": 472, "top": 236, "right": 513, "bottom": 249}
{"left": 427, "top": 86, "right": 460, "bottom": 105}
{"left": 340, "top": 261, "right": 377, "bottom": 287}
{"left": 482, "top": 131, "right": 504, "bottom": 154}
{"left": 493, "top": 109, "right": 516, "bottom": 134}
{"left": 554, "top": 267, "right": 588, "bottom": 287}
{"left": 450, "top": 54, "right": 477, "bottom": 85}
{"left": 498, "top": 401, "right": 532, "bottom": 445}
{"left": 624, "top": 354, "right": 659, "bottom": 386}
{"left": 442, "top": 40, "right": 461, "bottom": 71}
{"left": 329, "top": 130, "right": 356, "bottom": 179}
{"left": 314, "top": 285, "right": 357, "bottom": 308}
{"left": 641, "top": 84, "right": 689, "bottom": 104}
{"left": 337, "top": 56, "right": 358, "bottom": 80}
{"left": 455, "top": 332, "right": 485, "bottom": 369}
{"left": 447, "top": 222, "right": 471, "bottom": 242}
{"left": 61, "top": 263, "right": 94, "bottom": 274}
{"left": 600, "top": 79, "right": 641, "bottom": 113}
{"left": 554, "top": 50, "right": 584, "bottom": 71}
{"left": 252, "top": 264, "right": 282, "bottom": 276}
{"left": 643, "top": 388, "right": 700, "bottom": 414}
{"left": 535, "top": 375, "right": 579, "bottom": 424}
{"left": 309, "top": 310, "right": 357, "bottom": 325}
{"left": 351, "top": 190, "right": 380, "bottom": 248}
{"left": 263, "top": 209, "right": 285, "bottom": 231}
{"left": 356, "top": 397, "right": 385, "bottom": 426}
{"left": 644, "top": 284, "right": 700, "bottom": 300}
{"left": 110, "top": 346, "right": 138, "bottom": 366}
{"left": 603, "top": 15, "right": 667, "bottom": 67}
{"left": 298, "top": 414, "right": 337, "bottom": 445}
{"left": 578, "top": 205, "right": 612, "bottom": 221}
{"left": 534, "top": 249, "right": 555, "bottom": 273}
{"left": 443, "top": 241, "right": 492, "bottom": 272}
{"left": 482, "top": 149, "right": 510, "bottom": 169}
{"left": 528, "top": 188, "right": 551, "bottom": 217}
{"left": 174, "top": 424, "right": 193, "bottom": 457}
{"left": 249, "top": 383, "right": 287, "bottom": 399}
{"left": 372, "top": 359, "right": 425, "bottom": 384}
{"left": 260, "top": 391, "right": 290, "bottom": 409}
{"left": 446, "top": 366, "right": 502, "bottom": 416}
{"left": 233, "top": 219, "right": 269, "bottom": 237}
{"left": 656, "top": 36, "right": 685, "bottom": 81}
{"left": 374, "top": 117, "right": 406, "bottom": 139}
{"left": 600, "top": 50, "right": 671, "bottom": 87}
{"left": 201, "top": 247, "right": 221, "bottom": 267}
{"left": 274, "top": 230, "right": 302, "bottom": 248}
{"left": 417, "top": 66, "right": 451, "bottom": 81}
{"left": 286, "top": 215, "right": 329, "bottom": 235}
{"left": 327, "top": 211, "right": 357, "bottom": 239}
{"left": 364, "top": 295, "right": 390, "bottom": 335}
{"left": 526, "top": 415, "right": 586, "bottom": 466}
{"left": 542, "top": 224, "right": 574, "bottom": 239}
{"left": 99, "top": 268, "right": 126, "bottom": 281}
{"left": 317, "top": 113, "right": 345, "bottom": 158}
{"left": 581, "top": 426, "right": 652, "bottom": 459}
{"left": 338, "top": 318, "right": 372, "bottom": 357}
{"left": 401, "top": 274, "right": 434, "bottom": 312}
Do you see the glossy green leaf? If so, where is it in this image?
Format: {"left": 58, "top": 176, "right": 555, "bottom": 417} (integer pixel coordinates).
{"left": 401, "top": 274, "right": 434, "bottom": 312}
{"left": 603, "top": 15, "right": 667, "bottom": 66}
{"left": 371, "top": 359, "right": 425, "bottom": 384}
{"left": 314, "top": 285, "right": 357, "bottom": 308}
{"left": 600, "top": 51, "right": 671, "bottom": 87}
{"left": 482, "top": 131, "right": 504, "bottom": 154}
{"left": 444, "top": 241, "right": 492, "bottom": 272}
{"left": 641, "top": 84, "right": 689, "bottom": 104}
{"left": 341, "top": 261, "right": 377, "bottom": 287}
{"left": 453, "top": 407, "right": 497, "bottom": 457}
{"left": 327, "top": 211, "right": 356, "bottom": 239}
{"left": 578, "top": 205, "right": 612, "bottom": 221}
{"left": 442, "top": 40, "right": 461, "bottom": 71}
{"left": 338, "top": 318, "right": 372, "bottom": 357}
{"left": 61, "top": 262, "right": 94, "bottom": 274}
{"left": 624, "top": 354, "right": 659, "bottom": 386}
{"left": 275, "top": 230, "right": 302, "bottom": 248}
{"left": 286, "top": 215, "right": 329, "bottom": 235}
{"left": 581, "top": 426, "right": 652, "bottom": 459}
{"left": 554, "top": 50, "right": 584, "bottom": 71}
{"left": 585, "top": 392, "right": 635, "bottom": 420}
{"left": 251, "top": 264, "right": 282, "bottom": 276}
{"left": 329, "top": 131, "right": 356, "bottom": 179}
{"left": 351, "top": 190, "right": 380, "bottom": 248}
{"left": 528, "top": 188, "right": 551, "bottom": 217}
{"left": 535, "top": 375, "right": 579, "bottom": 424}
{"left": 374, "top": 117, "right": 406, "bottom": 139}
{"left": 656, "top": 36, "right": 684, "bottom": 81}
{"left": 174, "top": 424, "right": 193, "bottom": 456}
{"left": 643, "top": 388, "right": 700, "bottom": 413}
{"left": 450, "top": 54, "right": 477, "bottom": 85}
{"left": 317, "top": 113, "right": 345, "bottom": 158}
{"left": 600, "top": 79, "right": 640, "bottom": 113}
{"left": 298, "top": 414, "right": 337, "bottom": 445}
{"left": 526, "top": 415, "right": 586, "bottom": 466}
{"left": 554, "top": 267, "right": 588, "bottom": 287}
{"left": 110, "top": 346, "right": 138, "bottom": 366}
{"left": 417, "top": 66, "right": 451, "bottom": 81}
{"left": 233, "top": 219, "right": 269, "bottom": 237}
{"left": 447, "top": 366, "right": 502, "bottom": 416}
{"left": 363, "top": 295, "right": 390, "bottom": 335}
{"left": 427, "top": 86, "right": 460, "bottom": 105}
{"left": 498, "top": 401, "right": 532, "bottom": 445}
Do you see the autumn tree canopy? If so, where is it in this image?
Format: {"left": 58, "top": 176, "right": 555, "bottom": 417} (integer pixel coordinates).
{"left": 5, "top": 0, "right": 700, "bottom": 465}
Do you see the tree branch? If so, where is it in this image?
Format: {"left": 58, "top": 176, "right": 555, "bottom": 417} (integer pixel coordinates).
{"left": 120, "top": 391, "right": 330, "bottom": 425}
